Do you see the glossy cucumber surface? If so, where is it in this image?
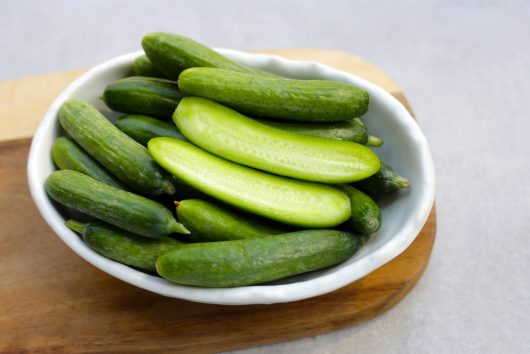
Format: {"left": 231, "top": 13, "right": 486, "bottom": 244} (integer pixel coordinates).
{"left": 115, "top": 114, "right": 185, "bottom": 146}
{"left": 142, "top": 32, "right": 269, "bottom": 80}
{"left": 178, "top": 67, "right": 369, "bottom": 121}
{"left": 58, "top": 99, "right": 175, "bottom": 196}
{"left": 148, "top": 138, "right": 352, "bottom": 228}
{"left": 67, "top": 220, "right": 182, "bottom": 272}
{"left": 156, "top": 230, "right": 365, "bottom": 287}
{"left": 353, "top": 162, "right": 410, "bottom": 197}
{"left": 52, "top": 136, "right": 125, "bottom": 189}
{"left": 103, "top": 76, "right": 185, "bottom": 119}
{"left": 45, "top": 170, "right": 188, "bottom": 238}
{"left": 174, "top": 97, "right": 380, "bottom": 183}
{"left": 133, "top": 55, "right": 168, "bottom": 79}
{"left": 176, "top": 199, "right": 287, "bottom": 242}
{"left": 340, "top": 185, "right": 381, "bottom": 235}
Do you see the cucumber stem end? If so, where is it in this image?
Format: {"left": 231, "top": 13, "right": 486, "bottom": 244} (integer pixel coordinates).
{"left": 367, "top": 135, "right": 384, "bottom": 147}
{"left": 65, "top": 220, "right": 86, "bottom": 234}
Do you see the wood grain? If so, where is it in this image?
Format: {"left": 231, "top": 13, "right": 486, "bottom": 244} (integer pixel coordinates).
{"left": 0, "top": 49, "right": 435, "bottom": 353}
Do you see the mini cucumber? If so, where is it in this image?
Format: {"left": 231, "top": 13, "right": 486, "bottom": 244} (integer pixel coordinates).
{"left": 52, "top": 136, "right": 125, "bottom": 189}
{"left": 115, "top": 114, "right": 185, "bottom": 146}
{"left": 174, "top": 97, "right": 380, "bottom": 183}
{"left": 256, "top": 118, "right": 383, "bottom": 146}
{"left": 66, "top": 220, "right": 182, "bottom": 272}
{"left": 58, "top": 99, "right": 175, "bottom": 196}
{"left": 148, "top": 138, "right": 351, "bottom": 228}
{"left": 133, "top": 55, "right": 168, "bottom": 79}
{"left": 45, "top": 170, "right": 188, "bottom": 237}
{"left": 178, "top": 68, "right": 369, "bottom": 122}
{"left": 339, "top": 185, "right": 381, "bottom": 235}
{"left": 142, "top": 32, "right": 270, "bottom": 80}
{"left": 353, "top": 162, "right": 410, "bottom": 197}
{"left": 103, "top": 76, "right": 185, "bottom": 119}
{"left": 176, "top": 199, "right": 287, "bottom": 242}
{"left": 156, "top": 230, "right": 364, "bottom": 287}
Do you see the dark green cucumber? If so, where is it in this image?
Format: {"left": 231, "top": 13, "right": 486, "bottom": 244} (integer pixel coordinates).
{"left": 339, "top": 185, "right": 381, "bottom": 235}
{"left": 174, "top": 97, "right": 380, "bottom": 183}
{"left": 178, "top": 67, "right": 369, "bottom": 122}
{"left": 115, "top": 114, "right": 185, "bottom": 146}
{"left": 353, "top": 162, "right": 410, "bottom": 197}
{"left": 255, "top": 118, "right": 383, "bottom": 146}
{"left": 66, "top": 220, "right": 182, "bottom": 272}
{"left": 133, "top": 55, "right": 168, "bottom": 79}
{"left": 142, "top": 32, "right": 270, "bottom": 80}
{"left": 148, "top": 138, "right": 351, "bottom": 228}
{"left": 156, "top": 230, "right": 364, "bottom": 287}
{"left": 58, "top": 99, "right": 175, "bottom": 196}
{"left": 176, "top": 199, "right": 287, "bottom": 242}
{"left": 52, "top": 136, "right": 125, "bottom": 189}
{"left": 46, "top": 170, "right": 188, "bottom": 237}
{"left": 103, "top": 76, "right": 185, "bottom": 119}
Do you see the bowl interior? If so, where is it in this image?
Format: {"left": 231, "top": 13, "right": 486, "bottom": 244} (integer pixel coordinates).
{"left": 28, "top": 50, "right": 434, "bottom": 304}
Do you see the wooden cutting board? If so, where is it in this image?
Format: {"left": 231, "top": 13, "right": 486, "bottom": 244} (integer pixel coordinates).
{"left": 0, "top": 49, "right": 436, "bottom": 354}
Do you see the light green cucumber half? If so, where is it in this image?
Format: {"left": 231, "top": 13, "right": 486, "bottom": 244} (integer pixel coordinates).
{"left": 174, "top": 97, "right": 380, "bottom": 183}
{"left": 148, "top": 138, "right": 351, "bottom": 228}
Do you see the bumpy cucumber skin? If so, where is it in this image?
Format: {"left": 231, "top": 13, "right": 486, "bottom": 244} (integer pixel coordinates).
{"left": 178, "top": 68, "right": 369, "bottom": 122}
{"left": 52, "top": 136, "right": 125, "bottom": 189}
{"left": 115, "top": 114, "right": 185, "bottom": 146}
{"left": 45, "top": 170, "right": 188, "bottom": 237}
{"left": 257, "top": 118, "right": 369, "bottom": 144}
{"left": 339, "top": 185, "right": 381, "bottom": 235}
{"left": 353, "top": 162, "right": 410, "bottom": 197}
{"left": 133, "top": 55, "right": 168, "bottom": 79}
{"left": 177, "top": 199, "right": 287, "bottom": 242}
{"left": 174, "top": 97, "right": 380, "bottom": 183}
{"left": 156, "top": 230, "right": 364, "bottom": 287}
{"left": 142, "top": 32, "right": 268, "bottom": 80}
{"left": 58, "top": 99, "right": 175, "bottom": 196}
{"left": 103, "top": 76, "right": 185, "bottom": 119}
{"left": 148, "top": 138, "right": 351, "bottom": 228}
{"left": 69, "top": 220, "right": 182, "bottom": 272}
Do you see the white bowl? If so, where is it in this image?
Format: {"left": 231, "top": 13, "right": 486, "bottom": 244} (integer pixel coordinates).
{"left": 27, "top": 50, "right": 435, "bottom": 305}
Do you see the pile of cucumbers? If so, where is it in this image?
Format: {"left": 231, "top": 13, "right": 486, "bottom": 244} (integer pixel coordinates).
{"left": 45, "top": 32, "right": 409, "bottom": 288}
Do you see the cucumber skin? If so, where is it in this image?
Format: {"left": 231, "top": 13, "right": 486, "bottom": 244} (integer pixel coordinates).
{"left": 52, "top": 136, "right": 125, "bottom": 189}
{"left": 103, "top": 76, "right": 185, "bottom": 119}
{"left": 133, "top": 55, "right": 168, "bottom": 79}
{"left": 174, "top": 97, "right": 380, "bottom": 183}
{"left": 353, "top": 162, "right": 410, "bottom": 197}
{"left": 148, "top": 137, "right": 352, "bottom": 228}
{"left": 156, "top": 230, "right": 364, "bottom": 287}
{"left": 58, "top": 99, "right": 175, "bottom": 196}
{"left": 115, "top": 114, "right": 185, "bottom": 146}
{"left": 177, "top": 199, "right": 287, "bottom": 242}
{"left": 73, "top": 221, "right": 182, "bottom": 272}
{"left": 257, "top": 118, "right": 369, "bottom": 144}
{"left": 45, "top": 170, "right": 188, "bottom": 238}
{"left": 178, "top": 67, "right": 369, "bottom": 122}
{"left": 142, "top": 32, "right": 267, "bottom": 80}
{"left": 339, "top": 185, "right": 381, "bottom": 235}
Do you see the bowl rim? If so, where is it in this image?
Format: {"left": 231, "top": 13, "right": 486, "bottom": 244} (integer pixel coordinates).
{"left": 27, "top": 49, "right": 435, "bottom": 305}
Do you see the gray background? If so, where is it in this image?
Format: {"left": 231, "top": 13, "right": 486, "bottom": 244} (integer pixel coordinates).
{"left": 3, "top": 0, "right": 530, "bottom": 353}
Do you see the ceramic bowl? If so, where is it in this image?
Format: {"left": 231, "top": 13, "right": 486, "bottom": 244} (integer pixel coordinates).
{"left": 27, "top": 49, "right": 435, "bottom": 305}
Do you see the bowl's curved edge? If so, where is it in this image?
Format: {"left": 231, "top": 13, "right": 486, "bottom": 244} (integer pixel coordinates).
{"left": 27, "top": 49, "right": 435, "bottom": 305}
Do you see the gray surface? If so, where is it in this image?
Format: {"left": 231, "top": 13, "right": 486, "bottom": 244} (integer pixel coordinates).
{"left": 3, "top": 0, "right": 530, "bottom": 353}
